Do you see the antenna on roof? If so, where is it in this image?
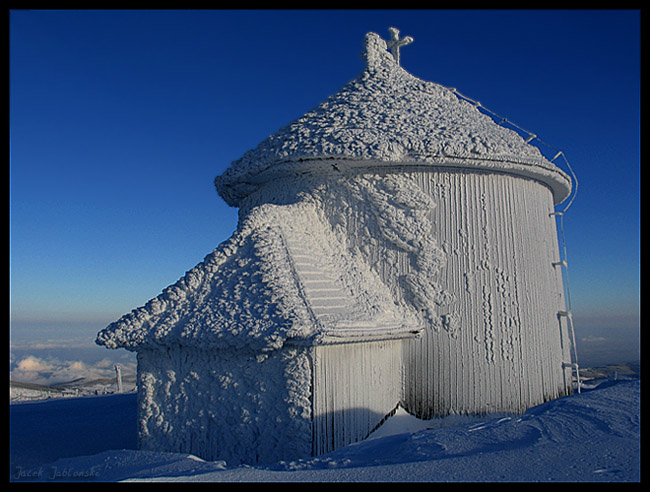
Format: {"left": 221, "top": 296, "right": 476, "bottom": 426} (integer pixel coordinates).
{"left": 386, "top": 27, "right": 413, "bottom": 65}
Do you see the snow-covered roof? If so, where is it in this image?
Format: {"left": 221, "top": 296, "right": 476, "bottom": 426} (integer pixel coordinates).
{"left": 96, "top": 201, "right": 419, "bottom": 352}
{"left": 215, "top": 30, "right": 572, "bottom": 208}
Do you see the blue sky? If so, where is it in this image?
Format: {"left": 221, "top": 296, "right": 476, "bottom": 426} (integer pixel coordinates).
{"left": 10, "top": 9, "right": 639, "bottom": 373}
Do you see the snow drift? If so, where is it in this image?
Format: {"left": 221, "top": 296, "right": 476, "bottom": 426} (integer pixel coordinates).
{"left": 9, "top": 379, "right": 640, "bottom": 482}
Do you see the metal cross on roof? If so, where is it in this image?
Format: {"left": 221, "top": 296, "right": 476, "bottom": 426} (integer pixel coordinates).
{"left": 386, "top": 27, "right": 414, "bottom": 65}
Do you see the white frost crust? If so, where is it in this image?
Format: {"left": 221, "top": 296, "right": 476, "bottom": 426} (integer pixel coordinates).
{"left": 136, "top": 345, "right": 313, "bottom": 465}
{"left": 96, "top": 207, "right": 312, "bottom": 352}
{"left": 96, "top": 186, "right": 422, "bottom": 352}
{"left": 215, "top": 32, "right": 571, "bottom": 207}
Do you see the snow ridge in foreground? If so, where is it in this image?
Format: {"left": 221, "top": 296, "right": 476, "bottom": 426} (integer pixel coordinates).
{"left": 13, "top": 379, "right": 640, "bottom": 482}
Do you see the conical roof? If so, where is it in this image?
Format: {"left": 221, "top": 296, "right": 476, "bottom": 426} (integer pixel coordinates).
{"left": 215, "top": 30, "right": 571, "bottom": 208}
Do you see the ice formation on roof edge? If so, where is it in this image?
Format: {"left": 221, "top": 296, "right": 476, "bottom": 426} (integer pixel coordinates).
{"left": 214, "top": 29, "right": 571, "bottom": 208}
{"left": 96, "top": 175, "right": 429, "bottom": 352}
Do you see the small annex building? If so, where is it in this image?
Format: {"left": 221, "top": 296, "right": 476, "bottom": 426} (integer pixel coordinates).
{"left": 97, "top": 28, "right": 576, "bottom": 466}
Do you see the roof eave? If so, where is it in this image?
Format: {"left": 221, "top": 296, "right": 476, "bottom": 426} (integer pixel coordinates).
{"left": 215, "top": 154, "right": 572, "bottom": 208}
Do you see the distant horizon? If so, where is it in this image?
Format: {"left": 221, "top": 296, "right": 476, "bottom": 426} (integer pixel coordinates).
{"left": 9, "top": 312, "right": 638, "bottom": 386}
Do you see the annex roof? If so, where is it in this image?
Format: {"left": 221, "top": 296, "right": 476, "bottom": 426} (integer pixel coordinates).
{"left": 96, "top": 201, "right": 419, "bottom": 352}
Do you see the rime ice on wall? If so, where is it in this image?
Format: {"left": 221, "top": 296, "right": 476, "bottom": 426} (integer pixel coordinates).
{"left": 311, "top": 339, "right": 403, "bottom": 456}
{"left": 401, "top": 170, "right": 572, "bottom": 418}
{"left": 136, "top": 345, "right": 313, "bottom": 466}
{"left": 309, "top": 172, "right": 450, "bottom": 329}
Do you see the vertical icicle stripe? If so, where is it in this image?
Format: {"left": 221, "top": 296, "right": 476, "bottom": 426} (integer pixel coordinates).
{"left": 391, "top": 169, "right": 570, "bottom": 418}
{"left": 310, "top": 340, "right": 402, "bottom": 456}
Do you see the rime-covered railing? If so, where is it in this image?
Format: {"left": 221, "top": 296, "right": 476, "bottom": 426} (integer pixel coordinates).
{"left": 445, "top": 86, "right": 579, "bottom": 212}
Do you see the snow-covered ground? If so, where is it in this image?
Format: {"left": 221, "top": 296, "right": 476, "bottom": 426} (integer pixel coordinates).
{"left": 9, "top": 378, "right": 640, "bottom": 482}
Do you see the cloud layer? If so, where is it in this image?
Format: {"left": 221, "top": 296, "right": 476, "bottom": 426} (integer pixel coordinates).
{"left": 10, "top": 340, "right": 136, "bottom": 386}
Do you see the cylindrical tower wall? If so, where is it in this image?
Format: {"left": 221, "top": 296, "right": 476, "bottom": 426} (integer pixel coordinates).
{"left": 315, "top": 167, "right": 572, "bottom": 417}
{"left": 401, "top": 168, "right": 572, "bottom": 417}
{"left": 241, "top": 165, "right": 573, "bottom": 417}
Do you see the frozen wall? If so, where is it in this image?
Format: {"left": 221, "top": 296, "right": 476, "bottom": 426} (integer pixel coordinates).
{"left": 136, "top": 345, "right": 313, "bottom": 466}
{"left": 136, "top": 339, "right": 404, "bottom": 464}
{"left": 404, "top": 169, "right": 572, "bottom": 417}
{"left": 118, "top": 161, "right": 572, "bottom": 465}
{"left": 311, "top": 339, "right": 403, "bottom": 456}
{"left": 402, "top": 168, "right": 572, "bottom": 416}
{"left": 310, "top": 167, "right": 572, "bottom": 417}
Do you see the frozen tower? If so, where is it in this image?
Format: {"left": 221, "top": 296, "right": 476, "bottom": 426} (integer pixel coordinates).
{"left": 97, "top": 28, "right": 575, "bottom": 465}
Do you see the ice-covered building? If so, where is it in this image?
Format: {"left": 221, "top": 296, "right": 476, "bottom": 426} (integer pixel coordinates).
{"left": 97, "top": 28, "right": 575, "bottom": 465}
